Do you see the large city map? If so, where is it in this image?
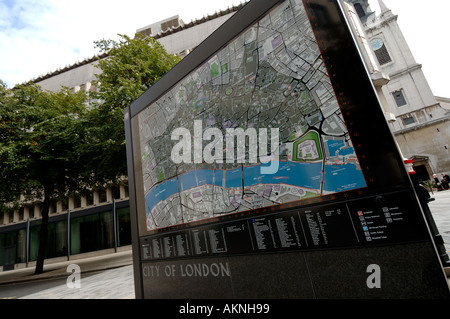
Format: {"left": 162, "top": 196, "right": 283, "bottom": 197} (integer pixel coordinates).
{"left": 138, "top": 0, "right": 367, "bottom": 231}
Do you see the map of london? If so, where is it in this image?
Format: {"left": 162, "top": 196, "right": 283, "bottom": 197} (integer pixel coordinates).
{"left": 138, "top": 0, "right": 367, "bottom": 231}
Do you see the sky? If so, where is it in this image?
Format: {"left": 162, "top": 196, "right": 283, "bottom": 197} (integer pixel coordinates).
{"left": 0, "top": 0, "right": 449, "bottom": 98}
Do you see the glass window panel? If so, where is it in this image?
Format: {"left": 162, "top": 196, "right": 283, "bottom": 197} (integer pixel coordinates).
{"left": 393, "top": 90, "right": 407, "bottom": 107}
{"left": 374, "top": 44, "right": 392, "bottom": 65}
{"left": 71, "top": 211, "right": 113, "bottom": 255}
{"left": 117, "top": 208, "right": 131, "bottom": 247}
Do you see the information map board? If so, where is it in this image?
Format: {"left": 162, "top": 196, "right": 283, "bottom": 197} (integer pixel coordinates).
{"left": 125, "top": 0, "right": 450, "bottom": 299}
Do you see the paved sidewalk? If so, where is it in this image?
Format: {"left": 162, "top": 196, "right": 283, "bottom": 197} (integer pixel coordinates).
{"left": 0, "top": 248, "right": 135, "bottom": 298}
{"left": 19, "top": 264, "right": 135, "bottom": 299}
{"left": 428, "top": 189, "right": 450, "bottom": 254}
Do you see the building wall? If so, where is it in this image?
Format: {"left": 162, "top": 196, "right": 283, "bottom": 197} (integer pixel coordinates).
{"left": 437, "top": 96, "right": 450, "bottom": 110}
{"left": 395, "top": 117, "right": 450, "bottom": 175}
{"left": 35, "top": 59, "right": 100, "bottom": 93}
{"left": 156, "top": 13, "right": 234, "bottom": 56}
{"left": 355, "top": 1, "right": 450, "bottom": 176}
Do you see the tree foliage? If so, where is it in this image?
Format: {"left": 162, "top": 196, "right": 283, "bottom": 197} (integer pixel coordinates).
{"left": 0, "top": 84, "right": 89, "bottom": 273}
{"left": 0, "top": 84, "right": 88, "bottom": 204}
{"left": 92, "top": 33, "right": 181, "bottom": 110}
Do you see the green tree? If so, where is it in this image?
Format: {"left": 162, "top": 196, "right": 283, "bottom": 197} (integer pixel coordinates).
{"left": 83, "top": 33, "right": 181, "bottom": 183}
{"left": 0, "top": 83, "right": 89, "bottom": 274}
{"left": 92, "top": 33, "right": 181, "bottom": 110}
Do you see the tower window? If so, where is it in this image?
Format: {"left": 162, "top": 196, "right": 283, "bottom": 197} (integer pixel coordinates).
{"left": 392, "top": 90, "right": 407, "bottom": 107}
{"left": 374, "top": 44, "right": 392, "bottom": 65}
{"left": 403, "top": 116, "right": 415, "bottom": 126}
{"left": 370, "top": 38, "right": 392, "bottom": 65}
{"left": 354, "top": 3, "right": 365, "bottom": 18}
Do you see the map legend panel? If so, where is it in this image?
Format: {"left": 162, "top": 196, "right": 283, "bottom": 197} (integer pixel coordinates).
{"left": 140, "top": 191, "right": 430, "bottom": 261}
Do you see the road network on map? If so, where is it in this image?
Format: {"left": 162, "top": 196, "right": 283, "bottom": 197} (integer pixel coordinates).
{"left": 138, "top": 0, "right": 366, "bottom": 231}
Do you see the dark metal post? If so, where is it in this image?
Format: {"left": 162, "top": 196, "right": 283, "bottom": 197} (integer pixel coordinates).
{"left": 26, "top": 218, "right": 30, "bottom": 267}
{"left": 113, "top": 198, "right": 118, "bottom": 253}
{"left": 67, "top": 208, "right": 71, "bottom": 260}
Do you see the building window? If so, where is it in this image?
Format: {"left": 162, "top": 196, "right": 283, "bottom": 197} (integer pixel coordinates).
{"left": 85, "top": 191, "right": 94, "bottom": 206}
{"left": 29, "top": 221, "right": 68, "bottom": 261}
{"left": 98, "top": 189, "right": 107, "bottom": 203}
{"left": 117, "top": 207, "right": 132, "bottom": 247}
{"left": 50, "top": 201, "right": 57, "bottom": 214}
{"left": 392, "top": 90, "right": 407, "bottom": 107}
{"left": 138, "top": 28, "right": 152, "bottom": 37}
{"left": 354, "top": 3, "right": 365, "bottom": 18}
{"left": 70, "top": 211, "right": 114, "bottom": 255}
{"left": 124, "top": 184, "right": 129, "bottom": 198}
{"left": 18, "top": 207, "right": 24, "bottom": 221}
{"left": 73, "top": 194, "right": 81, "bottom": 209}
{"left": 403, "top": 116, "right": 415, "bottom": 126}
{"left": 29, "top": 205, "right": 35, "bottom": 218}
{"left": 111, "top": 186, "right": 121, "bottom": 200}
{"left": 370, "top": 38, "right": 392, "bottom": 65}
{"left": 375, "top": 45, "right": 392, "bottom": 65}
{"left": 161, "top": 18, "right": 179, "bottom": 32}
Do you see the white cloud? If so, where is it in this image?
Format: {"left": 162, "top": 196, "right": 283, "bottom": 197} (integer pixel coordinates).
{"left": 0, "top": 0, "right": 245, "bottom": 87}
{"left": 1, "top": 0, "right": 448, "bottom": 98}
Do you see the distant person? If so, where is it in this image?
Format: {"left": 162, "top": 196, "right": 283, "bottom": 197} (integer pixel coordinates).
{"left": 433, "top": 174, "right": 444, "bottom": 191}
{"left": 442, "top": 174, "right": 450, "bottom": 190}
{"left": 444, "top": 173, "right": 450, "bottom": 183}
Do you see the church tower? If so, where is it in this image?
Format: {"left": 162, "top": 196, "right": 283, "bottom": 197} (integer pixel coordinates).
{"left": 344, "top": 0, "right": 450, "bottom": 176}
{"left": 345, "top": 0, "right": 375, "bottom": 23}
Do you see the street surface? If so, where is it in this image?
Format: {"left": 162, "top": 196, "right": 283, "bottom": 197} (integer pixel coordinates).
{"left": 0, "top": 189, "right": 448, "bottom": 299}
{"left": 0, "top": 249, "right": 135, "bottom": 299}
{"left": 18, "top": 265, "right": 135, "bottom": 299}
{"left": 428, "top": 189, "right": 450, "bottom": 253}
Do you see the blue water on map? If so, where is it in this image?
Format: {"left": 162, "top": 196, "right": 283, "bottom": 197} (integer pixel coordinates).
{"left": 145, "top": 160, "right": 366, "bottom": 215}
{"left": 146, "top": 177, "right": 179, "bottom": 213}
{"left": 326, "top": 140, "right": 345, "bottom": 157}
{"left": 323, "top": 164, "right": 366, "bottom": 192}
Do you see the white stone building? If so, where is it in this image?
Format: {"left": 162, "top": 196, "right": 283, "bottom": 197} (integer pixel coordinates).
{"left": 346, "top": 0, "right": 450, "bottom": 179}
